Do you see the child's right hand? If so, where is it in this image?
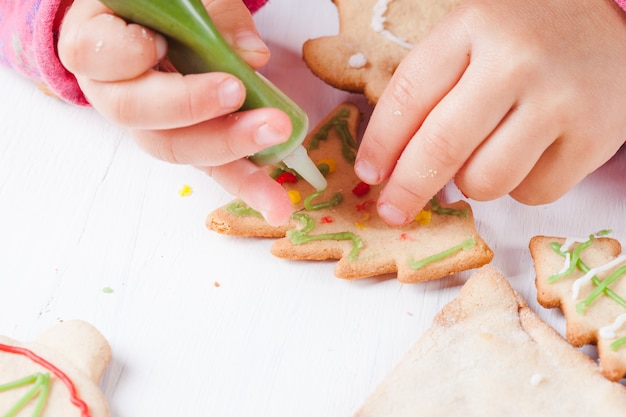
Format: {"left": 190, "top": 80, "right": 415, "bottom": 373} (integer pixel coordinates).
{"left": 57, "top": 0, "right": 294, "bottom": 226}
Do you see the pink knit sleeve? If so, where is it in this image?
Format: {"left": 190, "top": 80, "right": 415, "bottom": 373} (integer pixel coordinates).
{"left": 0, "top": 0, "right": 269, "bottom": 106}
{"left": 616, "top": 0, "right": 626, "bottom": 12}
{"left": 0, "top": 0, "right": 89, "bottom": 105}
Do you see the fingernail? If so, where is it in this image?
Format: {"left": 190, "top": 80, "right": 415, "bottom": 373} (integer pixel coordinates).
{"left": 155, "top": 34, "right": 168, "bottom": 59}
{"left": 235, "top": 31, "right": 269, "bottom": 54}
{"left": 218, "top": 78, "right": 244, "bottom": 109}
{"left": 378, "top": 203, "right": 408, "bottom": 225}
{"left": 355, "top": 159, "right": 380, "bottom": 184}
{"left": 255, "top": 123, "right": 289, "bottom": 146}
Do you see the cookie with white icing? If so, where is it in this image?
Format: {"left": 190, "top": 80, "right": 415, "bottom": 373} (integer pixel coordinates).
{"left": 0, "top": 320, "right": 111, "bottom": 417}
{"left": 354, "top": 265, "right": 626, "bottom": 416}
{"left": 302, "top": 0, "right": 460, "bottom": 103}
{"left": 206, "top": 102, "right": 493, "bottom": 283}
{"left": 530, "top": 233, "right": 626, "bottom": 381}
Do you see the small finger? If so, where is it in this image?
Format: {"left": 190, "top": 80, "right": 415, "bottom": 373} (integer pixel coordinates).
{"left": 59, "top": 0, "right": 166, "bottom": 81}
{"left": 375, "top": 61, "right": 517, "bottom": 225}
{"left": 355, "top": 12, "right": 471, "bottom": 186}
{"left": 204, "top": 0, "right": 270, "bottom": 68}
{"left": 78, "top": 71, "right": 248, "bottom": 129}
{"left": 509, "top": 139, "right": 597, "bottom": 206}
{"left": 199, "top": 159, "right": 293, "bottom": 226}
{"left": 132, "top": 108, "right": 292, "bottom": 166}
{"left": 454, "top": 101, "right": 561, "bottom": 201}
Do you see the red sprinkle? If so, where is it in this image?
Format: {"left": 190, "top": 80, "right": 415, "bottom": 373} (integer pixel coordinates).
{"left": 400, "top": 233, "right": 415, "bottom": 242}
{"left": 355, "top": 199, "right": 375, "bottom": 211}
{"left": 352, "top": 181, "right": 371, "bottom": 197}
{"left": 276, "top": 172, "right": 298, "bottom": 185}
{"left": 321, "top": 216, "right": 334, "bottom": 224}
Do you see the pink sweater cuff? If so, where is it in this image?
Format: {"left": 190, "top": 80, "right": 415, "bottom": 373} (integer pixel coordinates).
{"left": 35, "top": 0, "right": 90, "bottom": 106}
{"left": 23, "top": 0, "right": 269, "bottom": 106}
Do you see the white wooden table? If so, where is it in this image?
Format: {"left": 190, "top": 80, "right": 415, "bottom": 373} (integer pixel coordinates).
{"left": 1, "top": 1, "right": 625, "bottom": 415}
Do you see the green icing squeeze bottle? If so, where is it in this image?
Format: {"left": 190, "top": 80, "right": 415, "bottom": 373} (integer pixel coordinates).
{"left": 99, "top": 0, "right": 327, "bottom": 191}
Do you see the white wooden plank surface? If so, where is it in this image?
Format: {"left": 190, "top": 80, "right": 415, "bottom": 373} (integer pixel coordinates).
{"left": 1, "top": 0, "right": 625, "bottom": 416}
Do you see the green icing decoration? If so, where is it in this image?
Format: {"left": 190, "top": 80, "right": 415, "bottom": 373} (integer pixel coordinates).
{"left": 611, "top": 336, "right": 626, "bottom": 351}
{"left": 225, "top": 200, "right": 263, "bottom": 218}
{"left": 429, "top": 196, "right": 468, "bottom": 217}
{"left": 410, "top": 237, "right": 476, "bottom": 270}
{"left": 287, "top": 213, "right": 363, "bottom": 260}
{"left": 547, "top": 231, "right": 626, "bottom": 351}
{"left": 0, "top": 372, "right": 50, "bottom": 417}
{"left": 307, "top": 107, "right": 358, "bottom": 164}
{"left": 548, "top": 235, "right": 595, "bottom": 283}
{"left": 303, "top": 190, "right": 343, "bottom": 211}
{"left": 548, "top": 237, "right": 626, "bottom": 310}
{"left": 576, "top": 264, "right": 626, "bottom": 315}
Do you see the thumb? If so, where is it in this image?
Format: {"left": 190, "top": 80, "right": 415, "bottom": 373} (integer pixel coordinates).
{"left": 204, "top": 0, "right": 270, "bottom": 69}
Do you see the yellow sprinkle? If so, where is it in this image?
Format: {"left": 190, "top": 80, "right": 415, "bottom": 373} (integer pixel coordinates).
{"left": 317, "top": 158, "right": 336, "bottom": 173}
{"left": 414, "top": 209, "right": 432, "bottom": 226}
{"left": 178, "top": 184, "right": 193, "bottom": 197}
{"left": 355, "top": 222, "right": 366, "bottom": 230}
{"left": 287, "top": 190, "right": 301, "bottom": 204}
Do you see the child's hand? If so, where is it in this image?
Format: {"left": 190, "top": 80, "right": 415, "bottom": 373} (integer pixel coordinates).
{"left": 58, "top": 0, "right": 293, "bottom": 226}
{"left": 355, "top": 0, "right": 626, "bottom": 225}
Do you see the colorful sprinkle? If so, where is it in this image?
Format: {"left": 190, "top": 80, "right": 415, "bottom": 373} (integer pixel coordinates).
{"left": 321, "top": 216, "right": 334, "bottom": 224}
{"left": 316, "top": 158, "right": 336, "bottom": 174}
{"left": 178, "top": 184, "right": 193, "bottom": 197}
{"left": 276, "top": 172, "right": 298, "bottom": 185}
{"left": 287, "top": 190, "right": 301, "bottom": 204}
{"left": 400, "top": 233, "right": 415, "bottom": 242}
{"left": 352, "top": 181, "right": 371, "bottom": 197}
{"left": 355, "top": 199, "right": 375, "bottom": 211}
{"left": 414, "top": 210, "right": 432, "bottom": 226}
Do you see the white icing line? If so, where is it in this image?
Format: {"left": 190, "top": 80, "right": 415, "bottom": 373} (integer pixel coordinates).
{"left": 556, "top": 252, "right": 571, "bottom": 275}
{"left": 560, "top": 236, "right": 589, "bottom": 252}
{"left": 572, "top": 254, "right": 626, "bottom": 299}
{"left": 599, "top": 313, "right": 626, "bottom": 339}
{"left": 371, "top": 0, "right": 414, "bottom": 49}
{"left": 556, "top": 236, "right": 589, "bottom": 275}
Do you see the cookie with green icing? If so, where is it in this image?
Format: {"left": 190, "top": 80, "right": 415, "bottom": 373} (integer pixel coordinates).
{"left": 206, "top": 102, "right": 493, "bottom": 283}
{"left": 530, "top": 233, "right": 626, "bottom": 381}
{"left": 302, "top": 0, "right": 460, "bottom": 104}
{"left": 0, "top": 320, "right": 111, "bottom": 417}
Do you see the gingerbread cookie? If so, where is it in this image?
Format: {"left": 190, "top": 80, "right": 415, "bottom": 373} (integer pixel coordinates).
{"left": 0, "top": 320, "right": 111, "bottom": 417}
{"left": 207, "top": 102, "right": 493, "bottom": 283}
{"left": 353, "top": 265, "right": 626, "bottom": 416}
{"left": 302, "top": 0, "right": 460, "bottom": 103}
{"left": 530, "top": 232, "right": 626, "bottom": 381}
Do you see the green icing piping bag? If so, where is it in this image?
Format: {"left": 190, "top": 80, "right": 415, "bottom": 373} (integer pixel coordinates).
{"left": 99, "top": 0, "right": 327, "bottom": 191}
